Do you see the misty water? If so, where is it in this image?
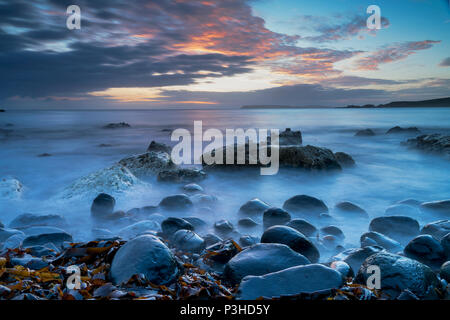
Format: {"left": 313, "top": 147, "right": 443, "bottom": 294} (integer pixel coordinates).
{"left": 1, "top": 108, "right": 450, "bottom": 260}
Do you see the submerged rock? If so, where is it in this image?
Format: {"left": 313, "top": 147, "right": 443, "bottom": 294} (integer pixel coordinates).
{"left": 334, "top": 201, "right": 368, "bottom": 218}
{"left": 360, "top": 231, "right": 402, "bottom": 253}
{"left": 9, "top": 213, "right": 67, "bottom": 229}
{"left": 333, "top": 246, "right": 383, "bottom": 274}
{"left": 263, "top": 207, "right": 291, "bottom": 229}
{"left": 238, "top": 218, "right": 259, "bottom": 228}
{"left": 0, "top": 178, "right": 23, "bottom": 200}
{"left": 385, "top": 204, "right": 420, "bottom": 216}
{"left": 161, "top": 217, "right": 194, "bottom": 237}
{"left": 356, "top": 252, "right": 440, "bottom": 299}
{"left": 158, "top": 168, "right": 207, "bottom": 183}
{"left": 440, "top": 261, "right": 450, "bottom": 282}
{"left": 203, "top": 234, "right": 222, "bottom": 247}
{"left": 369, "top": 216, "right": 420, "bottom": 244}
{"left": 355, "top": 129, "right": 375, "bottom": 137}
{"left": 103, "top": 122, "right": 130, "bottom": 129}
{"left": 224, "top": 243, "right": 310, "bottom": 283}
{"left": 279, "top": 128, "right": 302, "bottom": 145}
{"left": 238, "top": 198, "right": 270, "bottom": 216}
{"left": 283, "top": 195, "right": 328, "bottom": 218}
{"left": 320, "top": 226, "right": 345, "bottom": 241}
{"left": 118, "top": 220, "right": 161, "bottom": 240}
{"left": 403, "top": 134, "right": 450, "bottom": 159}
{"left": 110, "top": 235, "right": 179, "bottom": 285}
{"left": 334, "top": 152, "right": 355, "bottom": 167}
{"left": 386, "top": 126, "right": 420, "bottom": 135}
{"left": 441, "top": 233, "right": 450, "bottom": 258}
{"left": 119, "top": 152, "right": 176, "bottom": 178}
{"left": 404, "top": 235, "right": 446, "bottom": 270}
{"left": 214, "top": 220, "right": 234, "bottom": 234}
{"left": 159, "top": 194, "right": 193, "bottom": 211}
{"left": 91, "top": 193, "right": 115, "bottom": 220}
{"left": 172, "top": 230, "right": 205, "bottom": 253}
{"left": 261, "top": 225, "right": 320, "bottom": 263}
{"left": 182, "top": 183, "right": 204, "bottom": 194}
{"left": 287, "top": 219, "right": 318, "bottom": 237}
{"left": 237, "top": 264, "right": 343, "bottom": 300}
{"left": 22, "top": 232, "right": 73, "bottom": 248}
{"left": 238, "top": 235, "right": 258, "bottom": 247}
{"left": 0, "top": 228, "right": 24, "bottom": 242}
{"left": 420, "top": 220, "right": 450, "bottom": 241}
{"left": 420, "top": 200, "right": 450, "bottom": 215}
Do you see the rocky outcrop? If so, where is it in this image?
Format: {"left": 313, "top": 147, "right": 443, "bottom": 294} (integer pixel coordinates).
{"left": 279, "top": 128, "right": 302, "bottom": 145}
{"left": 402, "top": 134, "right": 450, "bottom": 159}
{"left": 386, "top": 126, "right": 420, "bottom": 134}
{"left": 103, "top": 122, "right": 130, "bottom": 129}
{"left": 147, "top": 141, "right": 171, "bottom": 154}
{"left": 119, "top": 152, "right": 176, "bottom": 178}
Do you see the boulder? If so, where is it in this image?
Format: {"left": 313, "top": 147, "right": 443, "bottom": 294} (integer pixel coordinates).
{"left": 239, "top": 235, "right": 258, "bottom": 247}
{"left": 355, "top": 129, "right": 375, "bottom": 137}
{"left": 238, "top": 198, "right": 270, "bottom": 216}
{"left": 118, "top": 220, "right": 161, "bottom": 240}
{"left": 386, "top": 126, "right": 420, "bottom": 134}
{"left": 396, "top": 199, "right": 422, "bottom": 207}
{"left": 224, "top": 243, "right": 310, "bottom": 283}
{"left": 147, "top": 141, "right": 171, "bottom": 154}
{"left": 263, "top": 207, "right": 291, "bottom": 229}
{"left": 22, "top": 232, "right": 73, "bottom": 248}
{"left": 183, "top": 217, "right": 207, "bottom": 229}
{"left": 334, "top": 152, "right": 355, "bottom": 167}
{"left": 360, "top": 231, "right": 402, "bottom": 253}
{"left": 329, "top": 260, "right": 353, "bottom": 278}
{"left": 0, "top": 177, "right": 23, "bottom": 200}
{"left": 203, "top": 234, "right": 222, "bottom": 247}
{"left": 0, "top": 228, "right": 24, "bottom": 242}
{"left": 420, "top": 200, "right": 450, "bottom": 216}
{"left": 119, "top": 152, "right": 176, "bottom": 178}
{"left": 420, "top": 220, "right": 450, "bottom": 241}
{"left": 237, "top": 264, "right": 343, "bottom": 300}
{"left": 282, "top": 195, "right": 328, "bottom": 218}
{"left": 404, "top": 235, "right": 446, "bottom": 270}
{"left": 385, "top": 204, "right": 420, "bottom": 216}
{"left": 9, "top": 213, "right": 67, "bottom": 229}
{"left": 238, "top": 218, "right": 259, "bottom": 228}
{"left": 182, "top": 183, "right": 204, "bottom": 194}
{"left": 279, "top": 128, "right": 302, "bottom": 145}
{"left": 172, "top": 230, "right": 205, "bottom": 253}
{"left": 214, "top": 220, "right": 234, "bottom": 233}
{"left": 369, "top": 216, "right": 420, "bottom": 244}
{"left": 287, "top": 219, "right": 318, "bottom": 237}
{"left": 158, "top": 168, "right": 207, "bottom": 183}
{"left": 261, "top": 225, "right": 320, "bottom": 263}
{"left": 320, "top": 226, "right": 345, "bottom": 241}
{"left": 402, "top": 134, "right": 450, "bottom": 159}
{"left": 161, "top": 217, "right": 194, "bottom": 237}
{"left": 110, "top": 235, "right": 179, "bottom": 285}
{"left": 103, "top": 122, "right": 130, "bottom": 129}
{"left": 356, "top": 252, "right": 440, "bottom": 299}
{"left": 334, "top": 201, "right": 368, "bottom": 218}
{"left": 90, "top": 193, "right": 115, "bottom": 219}
{"left": 22, "top": 226, "right": 69, "bottom": 236}
{"left": 2, "top": 234, "right": 26, "bottom": 250}
{"left": 332, "top": 246, "right": 383, "bottom": 274}
{"left": 159, "top": 194, "right": 193, "bottom": 211}
{"left": 92, "top": 228, "right": 115, "bottom": 241}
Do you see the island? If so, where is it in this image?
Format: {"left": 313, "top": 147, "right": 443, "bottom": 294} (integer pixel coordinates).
{"left": 345, "top": 97, "right": 450, "bottom": 108}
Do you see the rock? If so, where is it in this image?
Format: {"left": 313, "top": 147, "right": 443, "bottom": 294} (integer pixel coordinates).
{"left": 22, "top": 232, "right": 73, "bottom": 248}
{"left": 334, "top": 202, "right": 368, "bottom": 218}
{"left": 263, "top": 207, "right": 291, "bottom": 229}
{"left": 2, "top": 234, "right": 26, "bottom": 250}
{"left": 261, "top": 225, "right": 320, "bottom": 263}
{"left": 356, "top": 252, "right": 440, "bottom": 299}
{"left": 159, "top": 194, "right": 193, "bottom": 211}
{"left": 238, "top": 198, "right": 270, "bottom": 216}
{"left": 37, "top": 153, "right": 52, "bottom": 157}
{"left": 330, "top": 261, "right": 353, "bottom": 278}
{"left": 214, "top": 220, "right": 234, "bottom": 233}
{"left": 420, "top": 220, "right": 450, "bottom": 241}
{"left": 287, "top": 219, "right": 318, "bottom": 237}
{"left": 203, "top": 234, "right": 222, "bottom": 247}
{"left": 158, "top": 168, "right": 207, "bottom": 183}
{"left": 397, "top": 289, "right": 420, "bottom": 300}
{"left": 11, "top": 254, "right": 49, "bottom": 270}
{"left": 0, "top": 228, "right": 24, "bottom": 242}
{"left": 147, "top": 141, "right": 171, "bottom": 154}
{"left": 224, "top": 243, "right": 310, "bottom": 283}
{"left": 118, "top": 220, "right": 161, "bottom": 240}
{"left": 369, "top": 216, "right": 420, "bottom": 244}
{"left": 441, "top": 233, "right": 450, "bottom": 258}
{"left": 103, "top": 122, "right": 130, "bottom": 129}
{"left": 119, "top": 152, "right": 176, "bottom": 178}
{"left": 190, "top": 194, "right": 217, "bottom": 206}
{"left": 182, "top": 183, "right": 204, "bottom": 194}
{"left": 282, "top": 195, "right": 328, "bottom": 218}
{"left": 239, "top": 235, "right": 258, "bottom": 247}
{"left": 183, "top": 217, "right": 207, "bottom": 229}
{"left": 334, "top": 152, "right": 355, "bottom": 167}
{"left": 90, "top": 193, "right": 115, "bottom": 219}
{"left": 238, "top": 218, "right": 259, "bottom": 228}
{"left": 279, "top": 128, "right": 302, "bottom": 145}
{"left": 420, "top": 200, "right": 450, "bottom": 216}
{"left": 402, "top": 134, "right": 450, "bottom": 159}
{"left": 92, "top": 228, "right": 115, "bottom": 241}
{"left": 110, "top": 235, "right": 179, "bottom": 285}
{"left": 440, "top": 261, "right": 450, "bottom": 282}
{"left": 396, "top": 199, "right": 422, "bottom": 207}
{"left": 360, "top": 231, "right": 402, "bottom": 253}
{"left": 9, "top": 213, "right": 67, "bottom": 229}
{"left": 58, "top": 164, "right": 141, "bottom": 199}
{"left": 172, "top": 230, "right": 205, "bottom": 253}
{"left": 385, "top": 204, "right": 420, "bottom": 216}
{"left": 386, "top": 126, "right": 420, "bottom": 134}
{"left": 355, "top": 129, "right": 375, "bottom": 137}
{"left": 22, "top": 226, "right": 69, "bottom": 236}
{"left": 320, "top": 226, "right": 345, "bottom": 241}
{"left": 332, "top": 246, "right": 383, "bottom": 274}
{"left": 404, "top": 235, "right": 446, "bottom": 270}
{"left": 0, "top": 177, "right": 23, "bottom": 200}
{"left": 237, "top": 264, "right": 343, "bottom": 300}
{"left": 161, "top": 217, "right": 194, "bottom": 237}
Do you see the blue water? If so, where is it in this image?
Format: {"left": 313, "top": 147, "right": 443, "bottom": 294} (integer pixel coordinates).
{"left": 1, "top": 108, "right": 450, "bottom": 249}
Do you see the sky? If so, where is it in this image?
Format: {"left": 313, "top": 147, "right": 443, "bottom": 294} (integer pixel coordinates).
{"left": 0, "top": 0, "right": 449, "bottom": 109}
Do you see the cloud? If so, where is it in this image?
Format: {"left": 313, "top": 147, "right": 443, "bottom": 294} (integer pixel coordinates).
{"left": 439, "top": 57, "right": 450, "bottom": 67}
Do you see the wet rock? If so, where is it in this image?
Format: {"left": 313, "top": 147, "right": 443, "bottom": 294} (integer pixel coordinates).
{"left": 161, "top": 217, "right": 194, "bottom": 237}
{"left": 283, "top": 195, "right": 328, "bottom": 218}
{"left": 261, "top": 225, "right": 320, "bottom": 263}
{"left": 2, "top": 234, "right": 26, "bottom": 250}
{"left": 214, "top": 220, "right": 234, "bottom": 233}
{"left": 159, "top": 194, "right": 193, "bottom": 211}
{"left": 356, "top": 252, "right": 440, "bottom": 299}
{"left": 205, "top": 239, "right": 241, "bottom": 264}
{"left": 182, "top": 183, "right": 204, "bottom": 194}
{"left": 183, "top": 217, "right": 207, "bottom": 229}
{"left": 91, "top": 193, "right": 115, "bottom": 219}
{"left": 333, "top": 246, "right": 383, "bottom": 274}
{"left": 355, "top": 129, "right": 375, "bottom": 137}
{"left": 403, "top": 134, "right": 450, "bottom": 159}
{"left": 158, "top": 168, "right": 207, "bottom": 183}
{"left": 190, "top": 194, "right": 217, "bottom": 206}
{"left": 386, "top": 126, "right": 420, "bottom": 134}
{"left": 103, "top": 122, "right": 130, "bottom": 129}
{"left": 22, "top": 232, "right": 73, "bottom": 248}
{"left": 334, "top": 152, "right": 355, "bottom": 167}
{"left": 147, "top": 140, "right": 171, "bottom": 154}
{"left": 286, "top": 219, "right": 318, "bottom": 237}
{"left": 420, "top": 220, "right": 450, "bottom": 241}
{"left": 118, "top": 220, "right": 161, "bottom": 240}
{"left": 278, "top": 145, "right": 342, "bottom": 170}
{"left": 360, "top": 231, "right": 402, "bottom": 253}
{"left": 396, "top": 199, "right": 422, "bottom": 207}
{"left": 0, "top": 228, "right": 24, "bottom": 242}
{"left": 110, "top": 235, "right": 179, "bottom": 285}
{"left": 237, "top": 264, "right": 343, "bottom": 300}
{"left": 0, "top": 177, "right": 23, "bottom": 200}
{"left": 420, "top": 200, "right": 450, "bottom": 216}
{"left": 385, "top": 204, "right": 420, "bottom": 216}
{"left": 279, "top": 128, "right": 302, "bottom": 145}
{"left": 334, "top": 201, "right": 368, "bottom": 218}
{"left": 404, "top": 235, "right": 446, "bottom": 270}
{"left": 263, "top": 207, "right": 291, "bottom": 229}
{"left": 369, "top": 216, "right": 420, "bottom": 244}
{"left": 11, "top": 254, "right": 49, "bottom": 270}
{"left": 238, "top": 235, "right": 258, "bottom": 247}
{"left": 172, "top": 230, "right": 205, "bottom": 253}
{"left": 9, "top": 213, "right": 67, "bottom": 229}
{"left": 238, "top": 218, "right": 259, "bottom": 228}
{"left": 224, "top": 243, "right": 310, "bottom": 284}
{"left": 320, "top": 226, "right": 345, "bottom": 241}
{"left": 22, "top": 226, "right": 69, "bottom": 236}
{"left": 330, "top": 261, "right": 353, "bottom": 278}
{"left": 203, "top": 234, "right": 222, "bottom": 247}
{"left": 92, "top": 228, "right": 115, "bottom": 241}
{"left": 440, "top": 261, "right": 450, "bottom": 282}
{"left": 238, "top": 198, "right": 270, "bottom": 216}
{"left": 119, "top": 152, "right": 176, "bottom": 178}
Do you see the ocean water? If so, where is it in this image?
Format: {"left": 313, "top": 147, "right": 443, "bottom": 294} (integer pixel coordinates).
{"left": 1, "top": 108, "right": 450, "bottom": 254}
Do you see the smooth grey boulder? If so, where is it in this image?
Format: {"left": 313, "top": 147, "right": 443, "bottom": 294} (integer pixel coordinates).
{"left": 238, "top": 198, "right": 270, "bottom": 216}
{"left": 334, "top": 201, "right": 368, "bottom": 218}
{"left": 238, "top": 218, "right": 259, "bottom": 228}
{"left": 90, "top": 193, "right": 115, "bottom": 219}
{"left": 369, "top": 216, "right": 420, "bottom": 244}
{"left": 0, "top": 227, "right": 24, "bottom": 242}
{"left": 360, "top": 231, "right": 402, "bottom": 253}
{"left": 263, "top": 207, "right": 291, "bottom": 229}
{"left": 118, "top": 220, "right": 161, "bottom": 240}
{"left": 224, "top": 243, "right": 310, "bottom": 283}
{"left": 334, "top": 152, "right": 355, "bottom": 167}
{"left": 404, "top": 235, "right": 446, "bottom": 270}
{"left": 356, "top": 252, "right": 440, "bottom": 299}
{"left": 420, "top": 200, "right": 450, "bottom": 216}
{"left": 22, "top": 232, "right": 73, "bottom": 248}
{"left": 420, "top": 220, "right": 450, "bottom": 241}
{"left": 159, "top": 194, "right": 193, "bottom": 211}
{"left": 287, "top": 219, "right": 317, "bottom": 237}
{"left": 385, "top": 204, "right": 420, "bottom": 216}
{"left": 172, "top": 230, "right": 205, "bottom": 253}
{"left": 332, "top": 246, "right": 383, "bottom": 274}
{"left": 110, "top": 235, "right": 179, "bottom": 285}
{"left": 237, "top": 264, "right": 343, "bottom": 300}
{"left": 161, "top": 217, "right": 194, "bottom": 237}
{"left": 9, "top": 213, "right": 67, "bottom": 229}
{"left": 261, "top": 225, "right": 320, "bottom": 263}
{"left": 283, "top": 195, "right": 328, "bottom": 218}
